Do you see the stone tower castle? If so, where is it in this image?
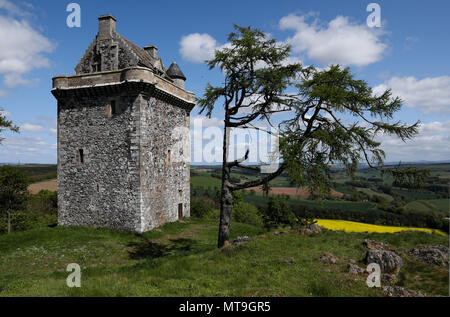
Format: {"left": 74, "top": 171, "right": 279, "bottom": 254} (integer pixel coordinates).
{"left": 51, "top": 15, "right": 194, "bottom": 233}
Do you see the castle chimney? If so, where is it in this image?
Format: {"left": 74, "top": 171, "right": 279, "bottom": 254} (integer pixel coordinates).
{"left": 144, "top": 45, "right": 158, "bottom": 58}
{"left": 98, "top": 15, "right": 117, "bottom": 39}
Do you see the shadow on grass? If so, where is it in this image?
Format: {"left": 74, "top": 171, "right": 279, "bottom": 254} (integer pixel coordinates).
{"left": 127, "top": 238, "right": 198, "bottom": 260}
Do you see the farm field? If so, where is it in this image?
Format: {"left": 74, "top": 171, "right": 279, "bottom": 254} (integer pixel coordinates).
{"left": 28, "top": 179, "right": 57, "bottom": 194}
{"left": 316, "top": 219, "right": 446, "bottom": 236}
{"left": 355, "top": 187, "right": 393, "bottom": 201}
{"left": 404, "top": 199, "right": 449, "bottom": 215}
{"left": 244, "top": 186, "right": 344, "bottom": 199}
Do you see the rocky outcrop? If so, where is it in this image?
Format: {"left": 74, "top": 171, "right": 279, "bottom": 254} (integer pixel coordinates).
{"left": 363, "top": 239, "right": 403, "bottom": 275}
{"left": 298, "top": 223, "right": 323, "bottom": 235}
{"left": 232, "top": 236, "right": 250, "bottom": 246}
{"left": 382, "top": 286, "right": 425, "bottom": 297}
{"left": 348, "top": 263, "right": 364, "bottom": 274}
{"left": 365, "top": 249, "right": 403, "bottom": 274}
{"left": 408, "top": 245, "right": 449, "bottom": 266}
{"left": 320, "top": 253, "right": 339, "bottom": 264}
{"left": 362, "top": 239, "right": 394, "bottom": 251}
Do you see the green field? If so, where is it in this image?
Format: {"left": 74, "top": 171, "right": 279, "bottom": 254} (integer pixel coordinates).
{"left": 190, "top": 175, "right": 221, "bottom": 189}
{"left": 355, "top": 187, "right": 393, "bottom": 201}
{"left": 0, "top": 218, "right": 447, "bottom": 297}
{"left": 405, "top": 199, "right": 449, "bottom": 215}
{"left": 392, "top": 188, "right": 441, "bottom": 200}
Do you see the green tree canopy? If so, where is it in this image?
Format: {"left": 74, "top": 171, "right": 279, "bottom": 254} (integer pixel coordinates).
{"left": 0, "top": 166, "right": 31, "bottom": 233}
{"left": 0, "top": 108, "right": 19, "bottom": 144}
{"left": 198, "top": 25, "right": 426, "bottom": 248}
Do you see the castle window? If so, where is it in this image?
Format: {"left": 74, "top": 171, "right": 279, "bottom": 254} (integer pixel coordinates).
{"left": 178, "top": 203, "right": 183, "bottom": 220}
{"left": 105, "top": 100, "right": 117, "bottom": 118}
{"left": 168, "top": 149, "right": 172, "bottom": 164}
{"left": 77, "top": 149, "right": 84, "bottom": 164}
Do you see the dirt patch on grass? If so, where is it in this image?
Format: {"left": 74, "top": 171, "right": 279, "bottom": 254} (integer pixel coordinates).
{"left": 28, "top": 179, "right": 57, "bottom": 194}
{"left": 244, "top": 186, "right": 343, "bottom": 198}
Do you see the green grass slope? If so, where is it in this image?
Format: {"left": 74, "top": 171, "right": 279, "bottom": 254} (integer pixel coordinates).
{"left": 0, "top": 219, "right": 448, "bottom": 297}
{"left": 405, "top": 199, "right": 449, "bottom": 216}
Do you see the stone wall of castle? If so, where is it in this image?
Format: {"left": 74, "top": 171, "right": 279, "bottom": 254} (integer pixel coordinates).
{"left": 139, "top": 94, "right": 190, "bottom": 231}
{"left": 57, "top": 92, "right": 142, "bottom": 231}
{"left": 56, "top": 86, "right": 191, "bottom": 233}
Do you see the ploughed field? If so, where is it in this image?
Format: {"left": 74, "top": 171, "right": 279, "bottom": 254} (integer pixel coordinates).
{"left": 28, "top": 179, "right": 57, "bottom": 194}
{"left": 244, "top": 186, "right": 344, "bottom": 198}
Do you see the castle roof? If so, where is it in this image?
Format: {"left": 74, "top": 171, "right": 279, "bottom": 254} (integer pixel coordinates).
{"left": 74, "top": 15, "right": 172, "bottom": 80}
{"left": 167, "top": 62, "right": 186, "bottom": 81}
{"left": 118, "top": 34, "right": 159, "bottom": 71}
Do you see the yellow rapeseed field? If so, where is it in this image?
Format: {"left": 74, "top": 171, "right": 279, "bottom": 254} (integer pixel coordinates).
{"left": 316, "top": 219, "right": 447, "bottom": 236}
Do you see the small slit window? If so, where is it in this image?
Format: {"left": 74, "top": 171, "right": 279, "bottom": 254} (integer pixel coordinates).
{"left": 106, "top": 100, "right": 117, "bottom": 118}
{"left": 77, "top": 149, "right": 84, "bottom": 164}
{"left": 178, "top": 203, "right": 183, "bottom": 220}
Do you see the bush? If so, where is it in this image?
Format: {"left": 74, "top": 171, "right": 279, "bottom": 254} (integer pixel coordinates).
{"left": 27, "top": 190, "right": 57, "bottom": 215}
{"left": 261, "top": 196, "right": 296, "bottom": 228}
{"left": 232, "top": 201, "right": 263, "bottom": 227}
{"left": 190, "top": 197, "right": 214, "bottom": 218}
{"left": 0, "top": 212, "right": 57, "bottom": 235}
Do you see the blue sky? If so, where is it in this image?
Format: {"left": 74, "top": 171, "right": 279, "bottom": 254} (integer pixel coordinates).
{"left": 0, "top": 0, "right": 449, "bottom": 164}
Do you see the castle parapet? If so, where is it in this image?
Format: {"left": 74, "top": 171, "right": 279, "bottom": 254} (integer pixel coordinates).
{"left": 52, "top": 67, "right": 195, "bottom": 106}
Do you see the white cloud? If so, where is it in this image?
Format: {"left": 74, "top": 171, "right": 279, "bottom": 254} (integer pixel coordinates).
{"left": 378, "top": 120, "right": 450, "bottom": 162}
{"left": 373, "top": 76, "right": 450, "bottom": 114}
{"left": 21, "top": 122, "right": 43, "bottom": 132}
{"left": 0, "top": 2, "right": 55, "bottom": 90}
{"left": 0, "top": 134, "right": 56, "bottom": 163}
{"left": 0, "top": 0, "right": 28, "bottom": 16}
{"left": 279, "top": 14, "right": 387, "bottom": 67}
{"left": 179, "top": 33, "right": 219, "bottom": 63}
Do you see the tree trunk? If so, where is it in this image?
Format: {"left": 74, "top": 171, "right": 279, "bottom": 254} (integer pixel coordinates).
{"left": 218, "top": 181, "right": 233, "bottom": 248}
{"left": 7, "top": 210, "right": 11, "bottom": 234}
{"left": 218, "top": 125, "right": 232, "bottom": 248}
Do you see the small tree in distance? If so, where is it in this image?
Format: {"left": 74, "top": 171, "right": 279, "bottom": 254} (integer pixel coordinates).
{"left": 198, "top": 25, "right": 427, "bottom": 248}
{"left": 0, "top": 166, "right": 31, "bottom": 234}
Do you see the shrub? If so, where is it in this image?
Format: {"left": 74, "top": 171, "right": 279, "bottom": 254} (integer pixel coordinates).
{"left": 190, "top": 197, "right": 214, "bottom": 218}
{"left": 261, "top": 196, "right": 296, "bottom": 228}
{"left": 232, "top": 201, "right": 263, "bottom": 227}
{"left": 27, "top": 190, "right": 57, "bottom": 215}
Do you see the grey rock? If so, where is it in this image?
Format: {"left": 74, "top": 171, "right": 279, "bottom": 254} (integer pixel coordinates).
{"left": 381, "top": 273, "right": 396, "bottom": 284}
{"left": 365, "top": 249, "right": 403, "bottom": 274}
{"left": 233, "top": 236, "right": 250, "bottom": 243}
{"left": 382, "top": 286, "right": 425, "bottom": 297}
{"left": 284, "top": 257, "right": 295, "bottom": 264}
{"left": 320, "top": 253, "right": 339, "bottom": 264}
{"left": 408, "top": 245, "right": 449, "bottom": 266}
{"left": 348, "top": 263, "right": 364, "bottom": 274}
{"left": 363, "top": 239, "right": 393, "bottom": 251}
{"left": 298, "top": 223, "right": 323, "bottom": 235}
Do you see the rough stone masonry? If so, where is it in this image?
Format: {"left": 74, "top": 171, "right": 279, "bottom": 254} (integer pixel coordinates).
{"left": 51, "top": 15, "right": 195, "bottom": 232}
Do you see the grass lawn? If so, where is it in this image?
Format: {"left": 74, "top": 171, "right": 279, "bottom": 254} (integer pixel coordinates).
{"left": 0, "top": 218, "right": 448, "bottom": 297}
